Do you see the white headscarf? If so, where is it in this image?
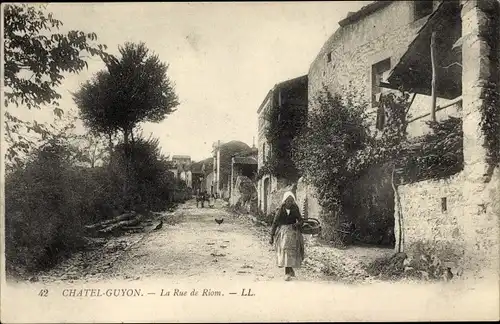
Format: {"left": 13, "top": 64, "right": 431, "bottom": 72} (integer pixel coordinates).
{"left": 282, "top": 191, "right": 296, "bottom": 204}
{"left": 282, "top": 191, "right": 295, "bottom": 215}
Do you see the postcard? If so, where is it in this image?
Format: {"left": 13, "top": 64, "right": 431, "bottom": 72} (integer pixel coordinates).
{"left": 1, "top": 1, "right": 499, "bottom": 322}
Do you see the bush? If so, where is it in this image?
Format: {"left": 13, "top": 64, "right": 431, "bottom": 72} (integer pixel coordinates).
{"left": 5, "top": 134, "right": 183, "bottom": 277}
{"left": 292, "top": 88, "right": 370, "bottom": 244}
{"left": 5, "top": 140, "right": 89, "bottom": 275}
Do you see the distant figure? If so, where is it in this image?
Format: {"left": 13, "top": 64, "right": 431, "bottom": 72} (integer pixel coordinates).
{"left": 209, "top": 193, "right": 215, "bottom": 208}
{"left": 196, "top": 191, "right": 206, "bottom": 208}
{"left": 215, "top": 218, "right": 224, "bottom": 225}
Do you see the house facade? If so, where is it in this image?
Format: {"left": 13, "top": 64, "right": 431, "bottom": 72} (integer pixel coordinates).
{"left": 257, "top": 75, "right": 308, "bottom": 216}
{"left": 309, "top": 0, "right": 462, "bottom": 138}
{"left": 386, "top": 0, "right": 500, "bottom": 278}
{"left": 171, "top": 155, "right": 191, "bottom": 167}
{"left": 303, "top": 0, "right": 499, "bottom": 277}
{"left": 170, "top": 155, "right": 193, "bottom": 188}
{"left": 229, "top": 150, "right": 258, "bottom": 208}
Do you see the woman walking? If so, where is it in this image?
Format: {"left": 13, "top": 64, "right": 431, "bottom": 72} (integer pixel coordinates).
{"left": 269, "top": 191, "right": 305, "bottom": 281}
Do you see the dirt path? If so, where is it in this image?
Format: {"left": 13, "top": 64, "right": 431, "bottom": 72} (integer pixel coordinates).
{"left": 32, "top": 199, "right": 398, "bottom": 284}
{"left": 6, "top": 200, "right": 498, "bottom": 322}
{"left": 105, "top": 199, "right": 325, "bottom": 283}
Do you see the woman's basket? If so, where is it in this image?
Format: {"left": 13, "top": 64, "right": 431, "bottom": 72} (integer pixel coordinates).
{"left": 300, "top": 218, "right": 321, "bottom": 235}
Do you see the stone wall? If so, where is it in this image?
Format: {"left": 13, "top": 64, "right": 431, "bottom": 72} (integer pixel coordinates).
{"left": 230, "top": 176, "right": 258, "bottom": 214}
{"left": 396, "top": 174, "right": 466, "bottom": 269}
{"left": 295, "top": 177, "right": 337, "bottom": 241}
{"left": 458, "top": 0, "right": 500, "bottom": 278}
{"left": 395, "top": 0, "right": 500, "bottom": 279}
{"left": 295, "top": 177, "right": 322, "bottom": 220}
{"left": 307, "top": 1, "right": 463, "bottom": 139}
{"left": 309, "top": 2, "right": 425, "bottom": 129}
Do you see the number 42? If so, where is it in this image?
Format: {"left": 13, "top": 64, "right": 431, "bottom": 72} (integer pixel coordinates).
{"left": 38, "top": 289, "right": 49, "bottom": 297}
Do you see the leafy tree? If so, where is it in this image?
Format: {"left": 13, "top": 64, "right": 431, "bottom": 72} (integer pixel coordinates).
{"left": 75, "top": 131, "right": 113, "bottom": 168}
{"left": 72, "top": 42, "right": 179, "bottom": 201}
{"left": 73, "top": 42, "right": 180, "bottom": 148}
{"left": 3, "top": 3, "right": 110, "bottom": 169}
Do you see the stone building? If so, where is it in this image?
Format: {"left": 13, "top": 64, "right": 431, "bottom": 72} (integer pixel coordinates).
{"left": 256, "top": 75, "right": 308, "bottom": 216}
{"left": 171, "top": 155, "right": 191, "bottom": 167}
{"left": 384, "top": 0, "right": 500, "bottom": 279}
{"left": 308, "top": 0, "right": 462, "bottom": 138}
{"left": 301, "top": 0, "right": 499, "bottom": 278}
{"left": 229, "top": 149, "right": 258, "bottom": 209}
{"left": 305, "top": 1, "right": 456, "bottom": 246}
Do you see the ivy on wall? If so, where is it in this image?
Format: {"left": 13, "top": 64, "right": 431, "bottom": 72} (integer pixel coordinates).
{"left": 399, "top": 117, "right": 463, "bottom": 183}
{"left": 292, "top": 86, "right": 464, "bottom": 245}
{"left": 257, "top": 91, "right": 307, "bottom": 183}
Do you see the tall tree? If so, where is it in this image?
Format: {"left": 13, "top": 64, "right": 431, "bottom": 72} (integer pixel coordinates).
{"left": 72, "top": 41, "right": 180, "bottom": 201}
{"left": 3, "top": 3, "right": 110, "bottom": 169}
{"left": 73, "top": 42, "right": 180, "bottom": 148}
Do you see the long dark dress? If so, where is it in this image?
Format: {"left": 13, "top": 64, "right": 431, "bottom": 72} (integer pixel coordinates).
{"left": 271, "top": 204, "right": 305, "bottom": 268}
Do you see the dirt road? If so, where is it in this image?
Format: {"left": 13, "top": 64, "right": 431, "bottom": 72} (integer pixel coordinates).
{"left": 106, "top": 199, "right": 325, "bottom": 283}
{"left": 6, "top": 200, "right": 499, "bottom": 322}
{"left": 35, "top": 199, "right": 326, "bottom": 283}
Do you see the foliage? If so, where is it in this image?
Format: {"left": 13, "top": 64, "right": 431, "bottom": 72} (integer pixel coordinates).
{"left": 3, "top": 5, "right": 187, "bottom": 279}
{"left": 72, "top": 42, "right": 180, "bottom": 144}
{"left": 400, "top": 117, "right": 463, "bottom": 182}
{"left": 5, "top": 132, "right": 185, "bottom": 277}
{"left": 3, "top": 3, "right": 110, "bottom": 170}
{"left": 260, "top": 88, "right": 307, "bottom": 182}
{"left": 292, "top": 86, "right": 464, "bottom": 246}
{"left": 480, "top": 82, "right": 500, "bottom": 168}
{"left": 292, "top": 88, "right": 414, "bottom": 244}
{"left": 3, "top": 3, "right": 110, "bottom": 110}
{"left": 75, "top": 131, "right": 113, "bottom": 168}
{"left": 480, "top": 0, "right": 500, "bottom": 168}
{"left": 5, "top": 139, "right": 99, "bottom": 275}
{"left": 293, "top": 88, "right": 371, "bottom": 217}
{"left": 109, "top": 134, "right": 181, "bottom": 211}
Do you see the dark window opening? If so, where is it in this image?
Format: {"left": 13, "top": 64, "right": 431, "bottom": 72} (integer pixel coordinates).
{"left": 441, "top": 197, "right": 447, "bottom": 212}
{"left": 327, "top": 52, "right": 332, "bottom": 63}
{"left": 414, "top": 1, "right": 433, "bottom": 21}
{"left": 371, "top": 58, "right": 391, "bottom": 108}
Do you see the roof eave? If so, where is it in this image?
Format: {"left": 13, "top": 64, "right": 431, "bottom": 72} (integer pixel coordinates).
{"left": 338, "top": 1, "right": 393, "bottom": 27}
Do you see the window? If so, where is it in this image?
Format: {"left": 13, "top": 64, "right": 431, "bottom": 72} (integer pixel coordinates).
{"left": 262, "top": 143, "right": 266, "bottom": 162}
{"left": 414, "top": 1, "right": 433, "bottom": 21}
{"left": 327, "top": 52, "right": 332, "bottom": 63}
{"left": 371, "top": 58, "right": 391, "bottom": 108}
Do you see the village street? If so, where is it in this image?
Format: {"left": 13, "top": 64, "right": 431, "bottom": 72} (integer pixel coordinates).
{"left": 6, "top": 200, "right": 498, "bottom": 322}
{"left": 31, "top": 199, "right": 396, "bottom": 284}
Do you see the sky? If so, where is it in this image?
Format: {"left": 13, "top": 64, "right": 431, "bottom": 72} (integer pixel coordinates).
{"left": 8, "top": 2, "right": 367, "bottom": 162}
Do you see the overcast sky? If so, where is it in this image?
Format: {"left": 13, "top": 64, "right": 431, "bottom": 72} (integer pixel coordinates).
{"left": 9, "top": 2, "right": 367, "bottom": 161}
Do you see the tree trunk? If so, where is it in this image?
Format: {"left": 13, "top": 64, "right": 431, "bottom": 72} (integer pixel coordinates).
{"left": 107, "top": 132, "right": 114, "bottom": 165}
